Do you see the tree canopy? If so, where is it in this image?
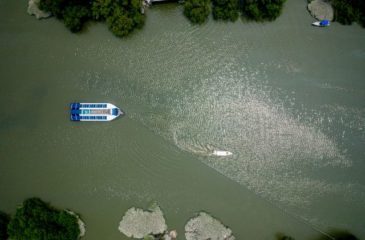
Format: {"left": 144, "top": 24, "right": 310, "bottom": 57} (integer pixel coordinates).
{"left": 242, "top": 0, "right": 286, "bottom": 21}
{"left": 7, "top": 198, "right": 80, "bottom": 240}
{"left": 183, "top": 0, "right": 211, "bottom": 24}
{"left": 331, "top": 0, "right": 365, "bottom": 27}
{"left": 212, "top": 0, "right": 239, "bottom": 21}
{"left": 39, "top": 0, "right": 145, "bottom": 37}
{"left": 0, "top": 211, "right": 10, "bottom": 240}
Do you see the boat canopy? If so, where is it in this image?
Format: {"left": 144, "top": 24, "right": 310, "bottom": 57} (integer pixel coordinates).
{"left": 320, "top": 20, "right": 330, "bottom": 26}
{"left": 112, "top": 108, "right": 119, "bottom": 116}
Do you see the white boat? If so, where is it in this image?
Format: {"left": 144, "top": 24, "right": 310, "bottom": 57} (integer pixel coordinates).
{"left": 312, "top": 19, "right": 330, "bottom": 27}
{"left": 212, "top": 150, "right": 232, "bottom": 156}
{"left": 70, "top": 102, "right": 123, "bottom": 121}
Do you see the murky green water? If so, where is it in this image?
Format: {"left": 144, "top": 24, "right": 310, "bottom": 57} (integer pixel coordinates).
{"left": 0, "top": 0, "right": 364, "bottom": 239}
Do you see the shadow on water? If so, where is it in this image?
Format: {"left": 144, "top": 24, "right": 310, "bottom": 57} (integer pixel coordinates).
{"left": 276, "top": 229, "right": 360, "bottom": 240}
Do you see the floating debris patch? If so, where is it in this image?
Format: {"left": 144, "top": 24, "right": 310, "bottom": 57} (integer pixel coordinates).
{"left": 118, "top": 204, "right": 167, "bottom": 239}
{"left": 185, "top": 212, "right": 235, "bottom": 240}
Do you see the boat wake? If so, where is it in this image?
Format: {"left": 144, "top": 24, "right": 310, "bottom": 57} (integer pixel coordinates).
{"left": 172, "top": 131, "right": 232, "bottom": 157}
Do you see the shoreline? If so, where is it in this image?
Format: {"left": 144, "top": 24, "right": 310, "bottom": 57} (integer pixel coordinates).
{"left": 65, "top": 210, "right": 86, "bottom": 238}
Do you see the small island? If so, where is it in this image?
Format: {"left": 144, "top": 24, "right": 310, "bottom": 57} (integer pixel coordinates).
{"left": 6, "top": 198, "right": 84, "bottom": 240}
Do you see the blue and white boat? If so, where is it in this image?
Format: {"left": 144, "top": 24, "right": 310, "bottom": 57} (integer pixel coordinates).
{"left": 312, "top": 19, "right": 330, "bottom": 27}
{"left": 70, "top": 103, "right": 124, "bottom": 121}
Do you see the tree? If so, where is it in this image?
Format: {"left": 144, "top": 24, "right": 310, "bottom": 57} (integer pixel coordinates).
{"left": 39, "top": 0, "right": 144, "bottom": 37}
{"left": 39, "top": 0, "right": 66, "bottom": 18}
{"left": 212, "top": 0, "right": 239, "bottom": 21}
{"left": 184, "top": 0, "right": 211, "bottom": 24}
{"left": 107, "top": 8, "right": 135, "bottom": 37}
{"left": 0, "top": 211, "right": 10, "bottom": 240}
{"left": 7, "top": 198, "right": 80, "bottom": 240}
{"left": 91, "top": 0, "right": 115, "bottom": 21}
{"left": 242, "top": 0, "right": 286, "bottom": 21}
{"left": 63, "top": 5, "right": 91, "bottom": 32}
{"left": 330, "top": 0, "right": 365, "bottom": 27}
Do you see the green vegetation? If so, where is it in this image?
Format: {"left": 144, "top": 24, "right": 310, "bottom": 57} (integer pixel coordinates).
{"left": 212, "top": 0, "right": 239, "bottom": 21}
{"left": 0, "top": 211, "right": 10, "bottom": 240}
{"left": 39, "top": 0, "right": 145, "bottom": 37}
{"left": 183, "top": 0, "right": 286, "bottom": 24}
{"left": 7, "top": 198, "right": 80, "bottom": 240}
{"left": 242, "top": 0, "right": 286, "bottom": 21}
{"left": 183, "top": 0, "right": 211, "bottom": 24}
{"left": 39, "top": 0, "right": 91, "bottom": 32}
{"left": 331, "top": 0, "right": 365, "bottom": 27}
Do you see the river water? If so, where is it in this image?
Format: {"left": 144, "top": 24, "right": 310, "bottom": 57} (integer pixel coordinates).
{"left": 0, "top": 0, "right": 364, "bottom": 239}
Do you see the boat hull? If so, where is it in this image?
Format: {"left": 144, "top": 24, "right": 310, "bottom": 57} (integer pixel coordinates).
{"left": 212, "top": 150, "right": 233, "bottom": 156}
{"left": 312, "top": 20, "right": 330, "bottom": 27}
{"left": 70, "top": 103, "right": 124, "bottom": 121}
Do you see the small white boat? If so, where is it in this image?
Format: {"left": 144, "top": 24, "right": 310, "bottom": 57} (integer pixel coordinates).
{"left": 212, "top": 150, "right": 232, "bottom": 156}
{"left": 312, "top": 19, "right": 330, "bottom": 27}
{"left": 70, "top": 102, "right": 123, "bottom": 121}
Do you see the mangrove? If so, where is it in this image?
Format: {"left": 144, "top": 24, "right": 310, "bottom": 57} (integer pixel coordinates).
{"left": 330, "top": 0, "right": 365, "bottom": 27}
{"left": 183, "top": 0, "right": 211, "bottom": 24}
{"left": 212, "top": 0, "right": 239, "bottom": 21}
{"left": 0, "top": 211, "right": 10, "bottom": 240}
{"left": 241, "top": 0, "right": 286, "bottom": 21}
{"left": 38, "top": 0, "right": 145, "bottom": 36}
{"left": 7, "top": 198, "right": 82, "bottom": 240}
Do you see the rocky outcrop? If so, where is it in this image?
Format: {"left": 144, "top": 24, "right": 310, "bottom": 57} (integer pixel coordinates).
{"left": 308, "top": 0, "right": 334, "bottom": 21}
{"left": 27, "top": 0, "right": 51, "bottom": 19}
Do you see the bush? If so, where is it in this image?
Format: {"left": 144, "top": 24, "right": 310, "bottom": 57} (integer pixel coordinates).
{"left": 0, "top": 211, "right": 10, "bottom": 240}
{"left": 184, "top": 0, "right": 211, "bottom": 24}
{"left": 212, "top": 0, "right": 239, "bottom": 21}
{"left": 7, "top": 198, "right": 80, "bottom": 240}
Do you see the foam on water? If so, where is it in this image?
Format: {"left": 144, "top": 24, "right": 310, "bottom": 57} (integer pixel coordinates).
{"left": 122, "top": 57, "right": 364, "bottom": 232}
{"left": 169, "top": 77, "right": 351, "bottom": 207}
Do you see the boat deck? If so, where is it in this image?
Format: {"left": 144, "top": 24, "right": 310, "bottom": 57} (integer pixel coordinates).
{"left": 89, "top": 109, "right": 111, "bottom": 114}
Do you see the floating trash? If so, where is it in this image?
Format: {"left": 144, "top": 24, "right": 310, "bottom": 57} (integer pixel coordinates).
{"left": 118, "top": 203, "right": 167, "bottom": 239}
{"left": 185, "top": 212, "right": 235, "bottom": 240}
